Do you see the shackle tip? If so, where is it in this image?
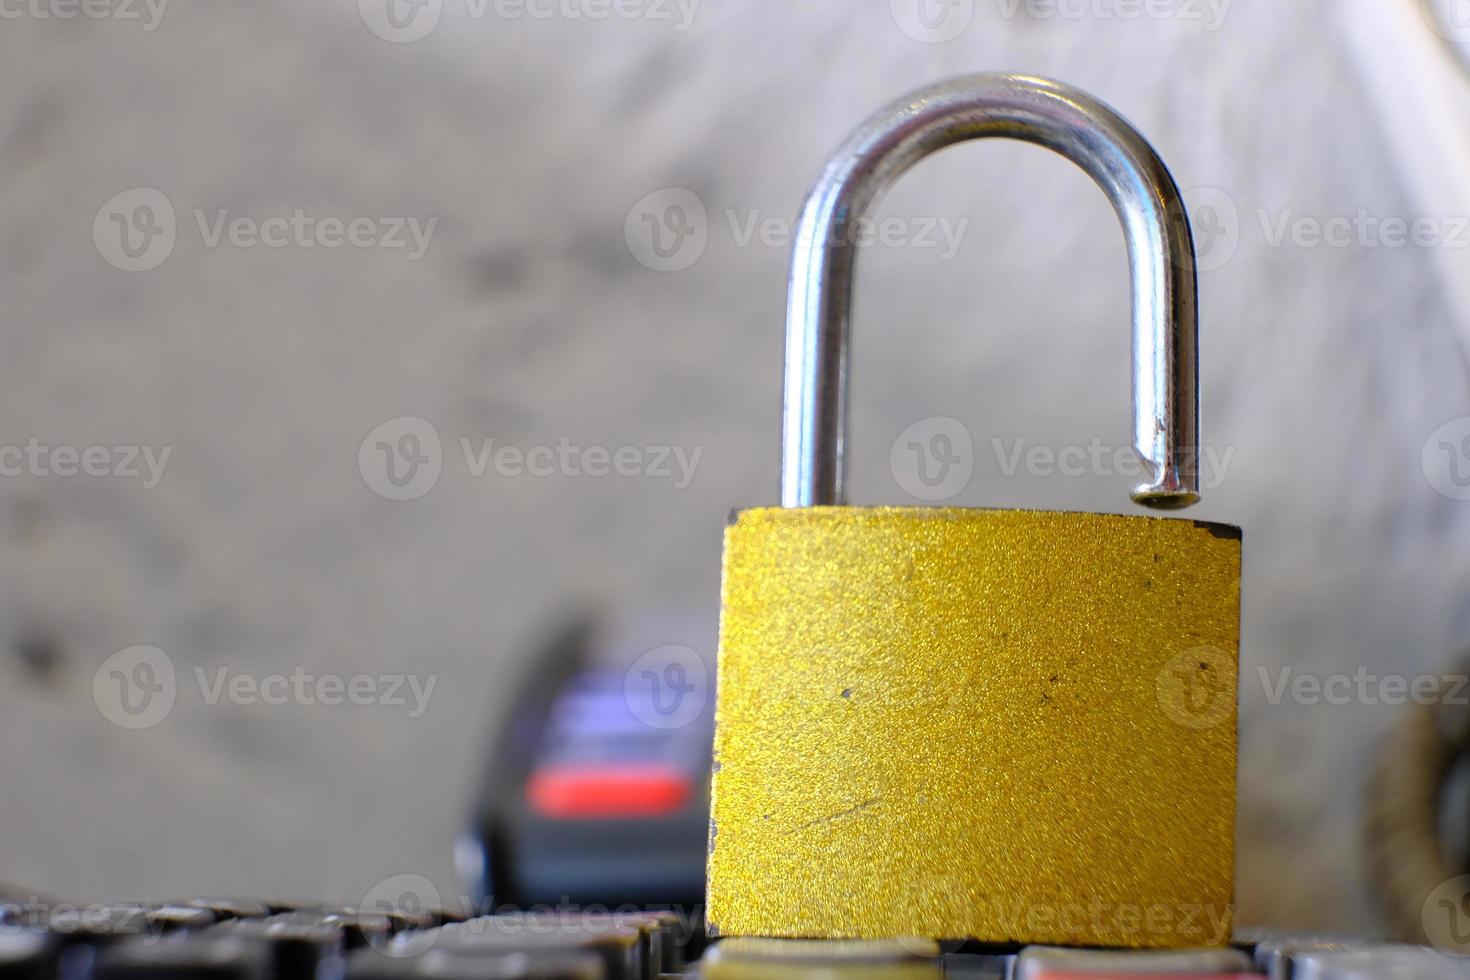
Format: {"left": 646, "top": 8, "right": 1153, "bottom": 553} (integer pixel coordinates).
{"left": 1131, "top": 485, "right": 1201, "bottom": 511}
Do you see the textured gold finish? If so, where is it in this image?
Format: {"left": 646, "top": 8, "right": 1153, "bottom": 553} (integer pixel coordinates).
{"left": 707, "top": 507, "right": 1240, "bottom": 948}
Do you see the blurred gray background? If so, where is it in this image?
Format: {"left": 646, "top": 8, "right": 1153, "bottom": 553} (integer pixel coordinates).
{"left": 2, "top": 0, "right": 1470, "bottom": 938}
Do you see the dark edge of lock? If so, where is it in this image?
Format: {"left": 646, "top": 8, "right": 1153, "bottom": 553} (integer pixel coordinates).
{"left": 726, "top": 507, "right": 1243, "bottom": 543}
{"left": 1193, "top": 520, "right": 1243, "bottom": 542}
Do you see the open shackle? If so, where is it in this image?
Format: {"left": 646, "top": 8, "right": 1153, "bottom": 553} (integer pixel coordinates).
{"left": 780, "top": 73, "right": 1202, "bottom": 510}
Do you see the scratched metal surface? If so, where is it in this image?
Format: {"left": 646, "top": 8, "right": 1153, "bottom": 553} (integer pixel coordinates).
{"left": 0, "top": 0, "right": 1468, "bottom": 935}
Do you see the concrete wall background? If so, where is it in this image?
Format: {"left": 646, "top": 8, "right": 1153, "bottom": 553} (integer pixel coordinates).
{"left": 2, "top": 0, "right": 1469, "bottom": 935}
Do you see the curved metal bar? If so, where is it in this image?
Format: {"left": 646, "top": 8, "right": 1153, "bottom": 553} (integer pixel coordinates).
{"left": 780, "top": 73, "right": 1201, "bottom": 509}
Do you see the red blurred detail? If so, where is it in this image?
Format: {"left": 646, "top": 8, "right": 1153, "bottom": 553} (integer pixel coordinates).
{"left": 526, "top": 766, "right": 692, "bottom": 819}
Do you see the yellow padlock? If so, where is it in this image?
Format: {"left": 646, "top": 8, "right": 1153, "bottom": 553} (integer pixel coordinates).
{"left": 706, "top": 74, "right": 1240, "bottom": 949}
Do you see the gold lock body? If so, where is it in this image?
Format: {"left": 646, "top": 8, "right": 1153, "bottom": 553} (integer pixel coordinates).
{"left": 707, "top": 508, "right": 1240, "bottom": 947}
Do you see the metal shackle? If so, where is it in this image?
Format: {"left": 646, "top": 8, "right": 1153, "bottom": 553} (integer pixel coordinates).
{"left": 780, "top": 73, "right": 1201, "bottom": 510}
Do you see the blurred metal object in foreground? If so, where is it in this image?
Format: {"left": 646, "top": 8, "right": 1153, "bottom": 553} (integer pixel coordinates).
{"left": 1366, "top": 650, "right": 1470, "bottom": 953}
{"left": 459, "top": 612, "right": 714, "bottom": 916}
